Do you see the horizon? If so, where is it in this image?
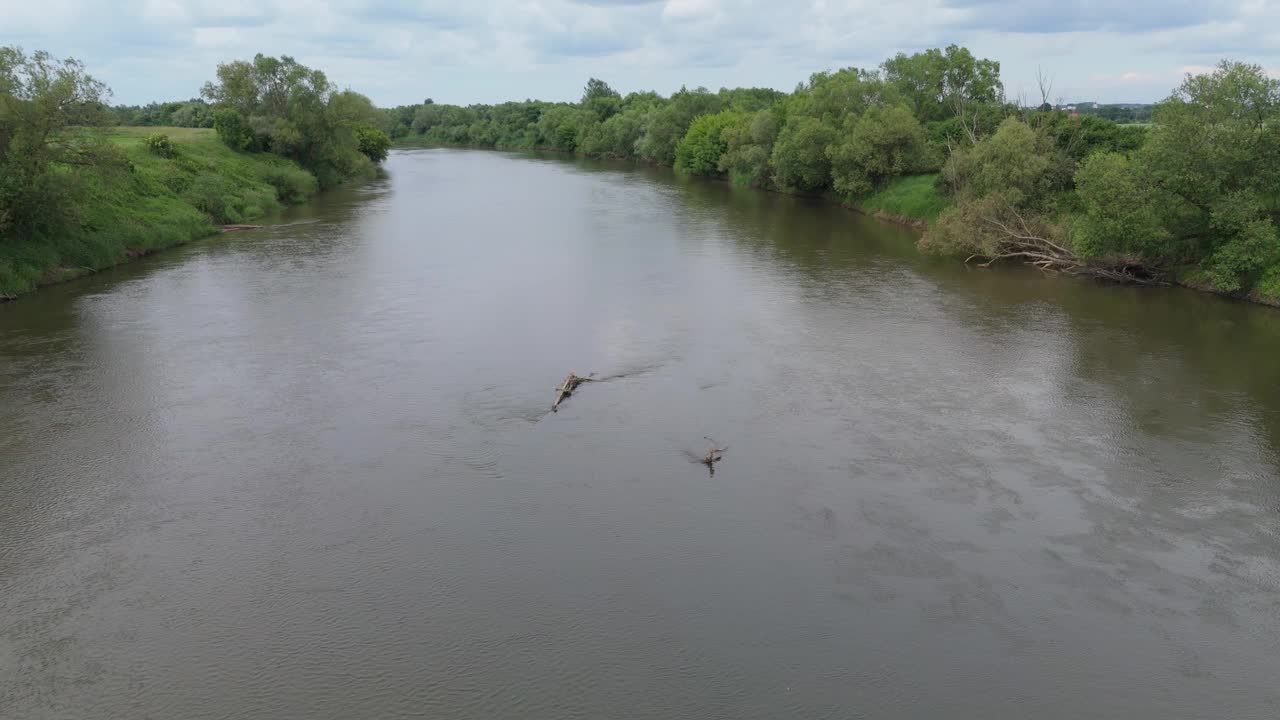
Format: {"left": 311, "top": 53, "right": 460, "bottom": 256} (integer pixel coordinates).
{"left": 6, "top": 1, "right": 1278, "bottom": 108}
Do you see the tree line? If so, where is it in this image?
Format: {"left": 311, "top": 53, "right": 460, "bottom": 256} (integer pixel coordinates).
{"left": 381, "top": 47, "right": 1279, "bottom": 299}
{"left": 110, "top": 99, "right": 215, "bottom": 128}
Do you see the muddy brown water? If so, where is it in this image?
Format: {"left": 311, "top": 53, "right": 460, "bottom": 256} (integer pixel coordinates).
{"left": 2, "top": 149, "right": 1279, "bottom": 719}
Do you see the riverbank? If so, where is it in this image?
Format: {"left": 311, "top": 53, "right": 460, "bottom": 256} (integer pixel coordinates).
{"left": 0, "top": 127, "right": 325, "bottom": 300}
{"left": 402, "top": 142, "right": 1280, "bottom": 308}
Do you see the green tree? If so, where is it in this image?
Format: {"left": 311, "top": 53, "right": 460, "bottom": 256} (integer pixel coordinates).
{"left": 882, "top": 45, "right": 1004, "bottom": 124}
{"left": 675, "top": 110, "right": 740, "bottom": 175}
{"left": 582, "top": 78, "right": 622, "bottom": 122}
{"left": 922, "top": 118, "right": 1072, "bottom": 263}
{"left": 1073, "top": 61, "right": 1280, "bottom": 291}
{"left": 1071, "top": 152, "right": 1170, "bottom": 259}
{"left": 202, "top": 54, "right": 386, "bottom": 186}
{"left": 636, "top": 87, "right": 723, "bottom": 165}
{"left": 942, "top": 117, "right": 1064, "bottom": 209}
{"left": 0, "top": 46, "right": 114, "bottom": 240}
{"left": 213, "top": 108, "right": 254, "bottom": 150}
{"left": 769, "top": 116, "right": 836, "bottom": 192}
{"left": 719, "top": 109, "right": 780, "bottom": 187}
{"left": 579, "top": 108, "right": 647, "bottom": 158}
{"left": 828, "top": 104, "right": 931, "bottom": 197}
{"left": 788, "top": 67, "right": 890, "bottom": 123}
{"left": 535, "top": 105, "right": 593, "bottom": 152}
{"left": 356, "top": 127, "right": 391, "bottom": 163}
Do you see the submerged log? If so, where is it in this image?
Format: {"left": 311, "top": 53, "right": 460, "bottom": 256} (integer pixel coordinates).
{"left": 220, "top": 224, "right": 263, "bottom": 232}
{"left": 551, "top": 372, "right": 591, "bottom": 412}
{"left": 701, "top": 438, "right": 726, "bottom": 475}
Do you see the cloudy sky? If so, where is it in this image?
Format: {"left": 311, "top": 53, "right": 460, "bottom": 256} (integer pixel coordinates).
{"left": 4, "top": 0, "right": 1277, "bottom": 106}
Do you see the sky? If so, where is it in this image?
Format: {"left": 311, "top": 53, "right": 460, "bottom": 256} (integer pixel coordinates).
{"left": 3, "top": 0, "right": 1278, "bottom": 107}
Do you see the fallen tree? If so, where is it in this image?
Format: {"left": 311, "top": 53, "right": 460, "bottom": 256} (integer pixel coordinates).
{"left": 923, "top": 194, "right": 1167, "bottom": 285}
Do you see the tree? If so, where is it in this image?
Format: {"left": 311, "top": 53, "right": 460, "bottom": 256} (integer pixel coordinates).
{"left": 675, "top": 110, "right": 740, "bottom": 175}
{"left": 202, "top": 54, "right": 387, "bottom": 186}
{"left": 922, "top": 118, "right": 1093, "bottom": 276}
{"left": 769, "top": 116, "right": 836, "bottom": 192}
{"left": 636, "top": 87, "right": 723, "bottom": 165}
{"left": 828, "top": 104, "right": 931, "bottom": 197}
{"left": 581, "top": 78, "right": 621, "bottom": 122}
{"left": 356, "top": 127, "right": 391, "bottom": 163}
{"left": 579, "top": 108, "right": 647, "bottom": 158}
{"left": 719, "top": 109, "right": 780, "bottom": 187}
{"left": 0, "top": 46, "right": 114, "bottom": 240}
{"left": 535, "top": 105, "right": 593, "bottom": 152}
{"left": 883, "top": 45, "right": 1006, "bottom": 147}
{"left": 942, "top": 117, "right": 1065, "bottom": 209}
{"left": 1118, "top": 61, "right": 1280, "bottom": 291}
{"left": 790, "top": 67, "right": 891, "bottom": 123}
{"left": 213, "top": 108, "right": 254, "bottom": 150}
{"left": 1071, "top": 152, "right": 1171, "bottom": 259}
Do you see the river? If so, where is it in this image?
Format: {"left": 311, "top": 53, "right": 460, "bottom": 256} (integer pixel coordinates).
{"left": 2, "top": 149, "right": 1279, "bottom": 719}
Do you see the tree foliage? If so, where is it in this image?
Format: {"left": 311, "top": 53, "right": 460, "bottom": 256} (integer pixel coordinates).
{"left": 675, "top": 111, "right": 741, "bottom": 175}
{"left": 770, "top": 116, "right": 837, "bottom": 192}
{"left": 201, "top": 54, "right": 387, "bottom": 186}
{"left": 828, "top": 105, "right": 931, "bottom": 197}
{"left": 0, "top": 46, "right": 116, "bottom": 241}
{"left": 74, "top": 45, "right": 1280, "bottom": 299}
{"left": 1073, "top": 61, "right": 1280, "bottom": 290}
{"left": 719, "top": 110, "right": 780, "bottom": 186}
{"left": 882, "top": 45, "right": 1004, "bottom": 125}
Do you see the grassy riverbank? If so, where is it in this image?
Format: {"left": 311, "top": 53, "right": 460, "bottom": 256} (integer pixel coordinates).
{"left": 0, "top": 127, "right": 321, "bottom": 298}
{"left": 851, "top": 174, "right": 949, "bottom": 226}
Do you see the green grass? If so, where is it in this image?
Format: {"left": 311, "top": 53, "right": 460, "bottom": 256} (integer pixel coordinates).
{"left": 855, "top": 173, "right": 950, "bottom": 224}
{"left": 1, "top": 127, "right": 321, "bottom": 298}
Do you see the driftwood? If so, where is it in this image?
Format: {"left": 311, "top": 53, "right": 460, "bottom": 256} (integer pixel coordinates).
{"left": 700, "top": 437, "right": 727, "bottom": 476}
{"left": 220, "top": 224, "right": 263, "bottom": 232}
{"left": 551, "top": 372, "right": 593, "bottom": 412}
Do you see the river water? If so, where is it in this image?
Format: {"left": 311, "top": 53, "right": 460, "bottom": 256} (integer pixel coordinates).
{"left": 2, "top": 149, "right": 1279, "bottom": 719}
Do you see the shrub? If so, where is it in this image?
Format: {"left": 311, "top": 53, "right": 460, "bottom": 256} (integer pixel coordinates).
{"left": 213, "top": 108, "right": 254, "bottom": 151}
{"left": 184, "top": 174, "right": 241, "bottom": 223}
{"left": 261, "top": 167, "right": 319, "bottom": 204}
{"left": 144, "top": 133, "right": 176, "bottom": 158}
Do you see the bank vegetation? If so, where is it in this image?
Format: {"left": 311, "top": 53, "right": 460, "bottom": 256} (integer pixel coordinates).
{"left": 382, "top": 49, "right": 1279, "bottom": 304}
{"left": 0, "top": 48, "right": 390, "bottom": 298}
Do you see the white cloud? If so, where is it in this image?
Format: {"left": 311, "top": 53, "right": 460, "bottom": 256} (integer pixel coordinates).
{"left": 3, "top": 0, "right": 1272, "bottom": 105}
{"left": 662, "top": 0, "right": 719, "bottom": 21}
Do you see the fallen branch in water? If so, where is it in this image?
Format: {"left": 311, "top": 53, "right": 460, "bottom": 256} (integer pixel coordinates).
{"left": 220, "top": 224, "right": 263, "bottom": 232}
{"left": 700, "top": 437, "right": 727, "bottom": 476}
{"left": 551, "top": 372, "right": 594, "bottom": 412}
